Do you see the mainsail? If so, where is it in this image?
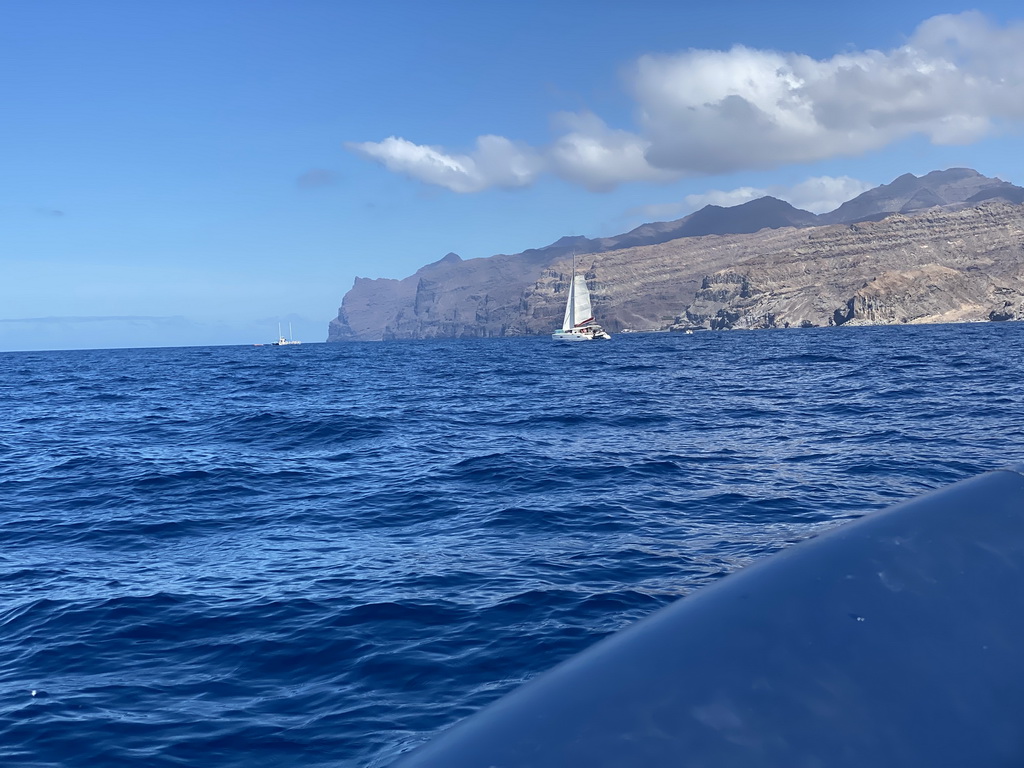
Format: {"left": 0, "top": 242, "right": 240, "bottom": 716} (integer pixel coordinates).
{"left": 561, "top": 275, "right": 594, "bottom": 330}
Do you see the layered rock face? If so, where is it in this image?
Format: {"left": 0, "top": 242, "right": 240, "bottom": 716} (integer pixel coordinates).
{"left": 326, "top": 196, "right": 826, "bottom": 341}
{"left": 328, "top": 169, "right": 1024, "bottom": 341}
{"left": 679, "top": 202, "right": 1024, "bottom": 330}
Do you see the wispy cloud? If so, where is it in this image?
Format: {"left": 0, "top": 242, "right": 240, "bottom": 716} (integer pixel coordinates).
{"left": 296, "top": 168, "right": 339, "bottom": 189}
{"left": 685, "top": 176, "right": 875, "bottom": 215}
{"left": 346, "top": 135, "right": 542, "bottom": 193}
{"left": 349, "top": 12, "right": 1024, "bottom": 192}
{"left": 0, "top": 316, "right": 198, "bottom": 351}
{"left": 629, "top": 175, "right": 876, "bottom": 220}
{"left": 0, "top": 315, "right": 188, "bottom": 325}
{"left": 772, "top": 176, "right": 877, "bottom": 213}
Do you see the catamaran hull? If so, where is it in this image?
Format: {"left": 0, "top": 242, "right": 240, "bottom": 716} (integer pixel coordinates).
{"left": 551, "top": 329, "right": 611, "bottom": 341}
{"left": 552, "top": 333, "right": 592, "bottom": 341}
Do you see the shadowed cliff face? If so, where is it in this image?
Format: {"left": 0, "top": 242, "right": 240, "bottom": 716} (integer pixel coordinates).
{"left": 327, "top": 251, "right": 563, "bottom": 341}
{"left": 328, "top": 170, "right": 1024, "bottom": 341}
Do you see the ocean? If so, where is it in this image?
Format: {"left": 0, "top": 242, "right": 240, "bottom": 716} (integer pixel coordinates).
{"left": 2, "top": 323, "right": 1023, "bottom": 767}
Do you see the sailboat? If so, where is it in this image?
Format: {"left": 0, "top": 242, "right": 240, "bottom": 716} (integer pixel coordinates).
{"left": 272, "top": 322, "right": 302, "bottom": 346}
{"left": 551, "top": 255, "right": 611, "bottom": 341}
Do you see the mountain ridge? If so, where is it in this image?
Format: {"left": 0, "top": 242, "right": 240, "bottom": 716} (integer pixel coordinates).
{"left": 328, "top": 169, "right": 1024, "bottom": 341}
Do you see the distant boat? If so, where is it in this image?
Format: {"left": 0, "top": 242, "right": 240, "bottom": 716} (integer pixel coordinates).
{"left": 551, "top": 254, "right": 611, "bottom": 342}
{"left": 272, "top": 323, "right": 302, "bottom": 346}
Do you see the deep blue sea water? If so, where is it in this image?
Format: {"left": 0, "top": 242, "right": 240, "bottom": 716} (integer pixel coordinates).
{"left": 2, "top": 323, "right": 1024, "bottom": 767}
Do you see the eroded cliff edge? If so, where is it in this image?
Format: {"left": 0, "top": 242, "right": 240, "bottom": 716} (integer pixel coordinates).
{"left": 329, "top": 197, "right": 1024, "bottom": 341}
{"left": 677, "top": 202, "right": 1024, "bottom": 330}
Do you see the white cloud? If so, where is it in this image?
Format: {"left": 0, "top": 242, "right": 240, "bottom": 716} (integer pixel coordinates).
{"left": 634, "top": 11, "right": 1024, "bottom": 174}
{"left": 628, "top": 185, "right": 767, "bottom": 220}
{"left": 635, "top": 175, "right": 875, "bottom": 220}
{"left": 546, "top": 112, "right": 677, "bottom": 191}
{"left": 345, "top": 135, "right": 542, "bottom": 193}
{"left": 683, "top": 186, "right": 767, "bottom": 210}
{"left": 777, "top": 176, "right": 876, "bottom": 213}
{"left": 349, "top": 12, "right": 1024, "bottom": 191}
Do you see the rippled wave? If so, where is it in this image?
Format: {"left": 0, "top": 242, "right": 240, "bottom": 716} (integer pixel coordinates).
{"left": 1, "top": 323, "right": 1023, "bottom": 766}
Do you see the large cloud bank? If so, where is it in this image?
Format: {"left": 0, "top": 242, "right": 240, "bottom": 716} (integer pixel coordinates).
{"left": 348, "top": 12, "right": 1024, "bottom": 193}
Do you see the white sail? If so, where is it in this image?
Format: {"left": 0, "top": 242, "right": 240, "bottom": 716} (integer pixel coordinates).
{"left": 553, "top": 254, "right": 610, "bottom": 341}
{"left": 561, "top": 276, "right": 575, "bottom": 330}
{"left": 562, "top": 275, "right": 594, "bottom": 330}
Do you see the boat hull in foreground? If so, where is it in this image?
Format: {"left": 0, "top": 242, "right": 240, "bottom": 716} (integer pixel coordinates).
{"left": 393, "top": 464, "right": 1024, "bottom": 768}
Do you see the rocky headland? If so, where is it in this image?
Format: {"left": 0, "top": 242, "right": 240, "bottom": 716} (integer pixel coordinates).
{"left": 328, "top": 169, "right": 1024, "bottom": 341}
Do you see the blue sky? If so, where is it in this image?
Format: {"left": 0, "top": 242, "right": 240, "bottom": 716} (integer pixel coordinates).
{"left": 4, "top": 0, "right": 1024, "bottom": 351}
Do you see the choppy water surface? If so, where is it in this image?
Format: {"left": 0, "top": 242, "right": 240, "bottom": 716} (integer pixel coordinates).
{"left": 2, "top": 324, "right": 1023, "bottom": 766}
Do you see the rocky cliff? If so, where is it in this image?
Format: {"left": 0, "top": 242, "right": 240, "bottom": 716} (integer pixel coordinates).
{"left": 678, "top": 202, "right": 1024, "bottom": 330}
{"left": 328, "top": 170, "right": 1024, "bottom": 341}
{"left": 326, "top": 195, "right": 827, "bottom": 341}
